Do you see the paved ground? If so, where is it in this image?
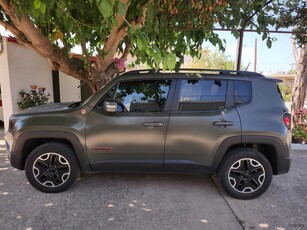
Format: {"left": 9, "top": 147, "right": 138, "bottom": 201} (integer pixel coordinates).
{"left": 213, "top": 149, "right": 307, "bottom": 230}
{"left": 0, "top": 128, "right": 306, "bottom": 230}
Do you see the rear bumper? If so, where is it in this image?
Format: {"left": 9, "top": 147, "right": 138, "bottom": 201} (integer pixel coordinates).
{"left": 275, "top": 137, "right": 291, "bottom": 175}
{"left": 276, "top": 155, "right": 291, "bottom": 174}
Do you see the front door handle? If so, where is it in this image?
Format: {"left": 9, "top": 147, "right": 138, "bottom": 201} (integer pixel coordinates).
{"left": 143, "top": 122, "right": 164, "bottom": 127}
{"left": 212, "top": 121, "right": 234, "bottom": 127}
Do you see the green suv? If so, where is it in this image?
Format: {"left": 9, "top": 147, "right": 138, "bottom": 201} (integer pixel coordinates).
{"left": 5, "top": 69, "right": 291, "bottom": 199}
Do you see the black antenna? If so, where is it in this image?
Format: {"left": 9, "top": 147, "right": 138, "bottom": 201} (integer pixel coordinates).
{"left": 245, "top": 63, "right": 251, "bottom": 71}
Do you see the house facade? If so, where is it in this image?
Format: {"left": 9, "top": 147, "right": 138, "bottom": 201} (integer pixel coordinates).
{"left": 0, "top": 37, "right": 90, "bottom": 131}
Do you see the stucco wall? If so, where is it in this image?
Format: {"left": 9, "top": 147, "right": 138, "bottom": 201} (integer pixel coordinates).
{"left": 0, "top": 39, "right": 53, "bottom": 130}
{"left": 7, "top": 40, "right": 54, "bottom": 107}
{"left": 59, "top": 71, "right": 81, "bottom": 102}
{"left": 0, "top": 38, "right": 83, "bottom": 131}
{"left": 0, "top": 39, "right": 11, "bottom": 129}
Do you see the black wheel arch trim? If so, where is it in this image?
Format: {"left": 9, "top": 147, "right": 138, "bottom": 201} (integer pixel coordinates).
{"left": 211, "top": 136, "right": 241, "bottom": 171}
{"left": 241, "top": 135, "right": 291, "bottom": 175}
{"left": 12, "top": 131, "right": 90, "bottom": 171}
{"left": 211, "top": 135, "right": 291, "bottom": 175}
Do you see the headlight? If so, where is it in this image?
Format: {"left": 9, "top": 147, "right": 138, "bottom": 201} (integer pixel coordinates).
{"left": 8, "top": 118, "right": 15, "bottom": 131}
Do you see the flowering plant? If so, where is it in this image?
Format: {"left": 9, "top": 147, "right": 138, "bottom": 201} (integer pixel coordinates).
{"left": 113, "top": 58, "right": 126, "bottom": 72}
{"left": 17, "top": 85, "right": 50, "bottom": 110}
{"left": 293, "top": 109, "right": 307, "bottom": 143}
{"left": 295, "top": 109, "right": 307, "bottom": 125}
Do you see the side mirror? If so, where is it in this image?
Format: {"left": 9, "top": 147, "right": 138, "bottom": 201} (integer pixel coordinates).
{"left": 103, "top": 101, "right": 117, "bottom": 113}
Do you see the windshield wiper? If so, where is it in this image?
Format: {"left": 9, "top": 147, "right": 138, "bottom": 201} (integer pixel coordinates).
{"left": 68, "top": 101, "right": 83, "bottom": 108}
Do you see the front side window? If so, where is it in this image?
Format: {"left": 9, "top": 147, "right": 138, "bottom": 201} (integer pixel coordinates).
{"left": 113, "top": 80, "right": 171, "bottom": 112}
{"left": 178, "top": 79, "right": 227, "bottom": 111}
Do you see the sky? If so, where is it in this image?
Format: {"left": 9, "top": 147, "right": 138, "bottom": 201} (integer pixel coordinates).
{"left": 204, "top": 30, "right": 295, "bottom": 75}
{"left": 1, "top": 26, "right": 295, "bottom": 76}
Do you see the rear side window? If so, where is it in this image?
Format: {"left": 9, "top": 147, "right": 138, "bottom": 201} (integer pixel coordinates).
{"left": 277, "top": 84, "right": 286, "bottom": 102}
{"left": 234, "top": 81, "right": 252, "bottom": 105}
{"left": 178, "top": 79, "right": 227, "bottom": 111}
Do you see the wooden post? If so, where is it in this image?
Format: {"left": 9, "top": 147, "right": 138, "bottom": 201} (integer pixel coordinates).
{"left": 254, "top": 38, "right": 257, "bottom": 72}
{"left": 236, "top": 31, "right": 244, "bottom": 71}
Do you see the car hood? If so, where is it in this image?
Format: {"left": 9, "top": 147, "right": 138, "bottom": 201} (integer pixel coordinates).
{"left": 16, "top": 102, "right": 76, "bottom": 115}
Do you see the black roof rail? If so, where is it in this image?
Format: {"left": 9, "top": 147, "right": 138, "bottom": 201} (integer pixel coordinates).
{"left": 123, "top": 69, "right": 264, "bottom": 77}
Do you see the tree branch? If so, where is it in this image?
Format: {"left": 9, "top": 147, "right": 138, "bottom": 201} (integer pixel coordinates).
{"left": 0, "top": 20, "right": 19, "bottom": 36}
{"left": 0, "top": 19, "right": 40, "bottom": 52}
{"left": 131, "top": 0, "right": 152, "bottom": 29}
{"left": 81, "top": 41, "right": 91, "bottom": 63}
{"left": 0, "top": 19, "right": 24, "bottom": 40}
{"left": 240, "top": 0, "right": 274, "bottom": 30}
{"left": 299, "top": 45, "right": 304, "bottom": 64}
{"left": 0, "top": 0, "right": 89, "bottom": 83}
{"left": 120, "top": 39, "right": 131, "bottom": 61}
{"left": 95, "top": 0, "right": 131, "bottom": 72}
{"left": 95, "top": 0, "right": 152, "bottom": 73}
{"left": 103, "top": 0, "right": 130, "bottom": 53}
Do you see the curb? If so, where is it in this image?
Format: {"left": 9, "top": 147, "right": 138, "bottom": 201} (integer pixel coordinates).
{"left": 291, "top": 144, "right": 307, "bottom": 151}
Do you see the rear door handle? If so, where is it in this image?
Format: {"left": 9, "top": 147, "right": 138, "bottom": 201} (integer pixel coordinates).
{"left": 143, "top": 122, "right": 164, "bottom": 127}
{"left": 212, "top": 121, "right": 234, "bottom": 127}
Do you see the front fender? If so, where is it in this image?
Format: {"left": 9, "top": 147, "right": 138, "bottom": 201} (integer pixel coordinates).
{"left": 11, "top": 131, "right": 90, "bottom": 171}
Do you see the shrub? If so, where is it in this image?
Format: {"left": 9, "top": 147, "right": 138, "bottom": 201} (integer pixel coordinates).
{"left": 292, "top": 126, "right": 307, "bottom": 143}
{"left": 17, "top": 85, "right": 50, "bottom": 110}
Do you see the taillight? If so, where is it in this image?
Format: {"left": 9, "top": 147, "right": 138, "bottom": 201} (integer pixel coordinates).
{"left": 0, "top": 100, "right": 2, "bottom": 107}
{"left": 283, "top": 113, "right": 291, "bottom": 130}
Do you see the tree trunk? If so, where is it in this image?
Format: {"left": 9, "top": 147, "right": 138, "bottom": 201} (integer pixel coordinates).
{"left": 291, "top": 42, "right": 307, "bottom": 127}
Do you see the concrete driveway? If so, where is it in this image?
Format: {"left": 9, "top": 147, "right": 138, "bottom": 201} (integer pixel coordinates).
{"left": 0, "top": 129, "right": 306, "bottom": 230}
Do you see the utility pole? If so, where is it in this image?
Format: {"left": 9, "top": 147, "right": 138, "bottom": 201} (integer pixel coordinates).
{"left": 236, "top": 31, "right": 244, "bottom": 71}
{"left": 254, "top": 38, "right": 257, "bottom": 72}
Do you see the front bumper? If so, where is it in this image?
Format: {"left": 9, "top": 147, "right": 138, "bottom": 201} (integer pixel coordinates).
{"left": 5, "top": 140, "right": 11, "bottom": 161}
{"left": 5, "top": 131, "right": 24, "bottom": 170}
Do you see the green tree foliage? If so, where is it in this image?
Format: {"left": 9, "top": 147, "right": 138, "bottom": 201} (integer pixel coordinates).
{"left": 186, "top": 49, "right": 235, "bottom": 70}
{"left": 0, "top": 0, "right": 292, "bottom": 91}
{"left": 272, "top": 0, "right": 307, "bottom": 45}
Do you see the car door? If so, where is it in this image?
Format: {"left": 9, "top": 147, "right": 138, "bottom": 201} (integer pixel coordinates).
{"left": 86, "top": 79, "right": 173, "bottom": 171}
{"left": 164, "top": 78, "right": 241, "bottom": 173}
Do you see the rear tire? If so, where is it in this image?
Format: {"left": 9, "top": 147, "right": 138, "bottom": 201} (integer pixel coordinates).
{"left": 218, "top": 148, "right": 272, "bottom": 199}
{"left": 25, "top": 142, "right": 80, "bottom": 193}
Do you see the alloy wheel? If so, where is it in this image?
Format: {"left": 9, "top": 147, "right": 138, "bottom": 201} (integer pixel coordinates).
{"left": 32, "top": 153, "right": 71, "bottom": 187}
{"left": 228, "top": 158, "right": 265, "bottom": 193}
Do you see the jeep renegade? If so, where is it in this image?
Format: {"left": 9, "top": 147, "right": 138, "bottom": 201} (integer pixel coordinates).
{"left": 5, "top": 69, "right": 292, "bottom": 199}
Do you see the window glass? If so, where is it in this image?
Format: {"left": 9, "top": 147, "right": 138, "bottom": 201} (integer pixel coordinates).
{"left": 277, "top": 84, "right": 285, "bottom": 102}
{"left": 178, "top": 79, "right": 227, "bottom": 111}
{"left": 234, "top": 81, "right": 252, "bottom": 105}
{"left": 114, "top": 80, "right": 171, "bottom": 112}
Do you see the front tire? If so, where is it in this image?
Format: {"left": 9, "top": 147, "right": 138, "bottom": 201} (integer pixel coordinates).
{"left": 25, "top": 142, "right": 80, "bottom": 193}
{"left": 218, "top": 148, "right": 272, "bottom": 199}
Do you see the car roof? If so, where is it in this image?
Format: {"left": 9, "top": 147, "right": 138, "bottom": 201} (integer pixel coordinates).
{"left": 119, "top": 69, "right": 265, "bottom": 80}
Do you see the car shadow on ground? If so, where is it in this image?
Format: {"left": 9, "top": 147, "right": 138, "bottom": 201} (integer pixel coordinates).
{"left": 0, "top": 153, "right": 241, "bottom": 230}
